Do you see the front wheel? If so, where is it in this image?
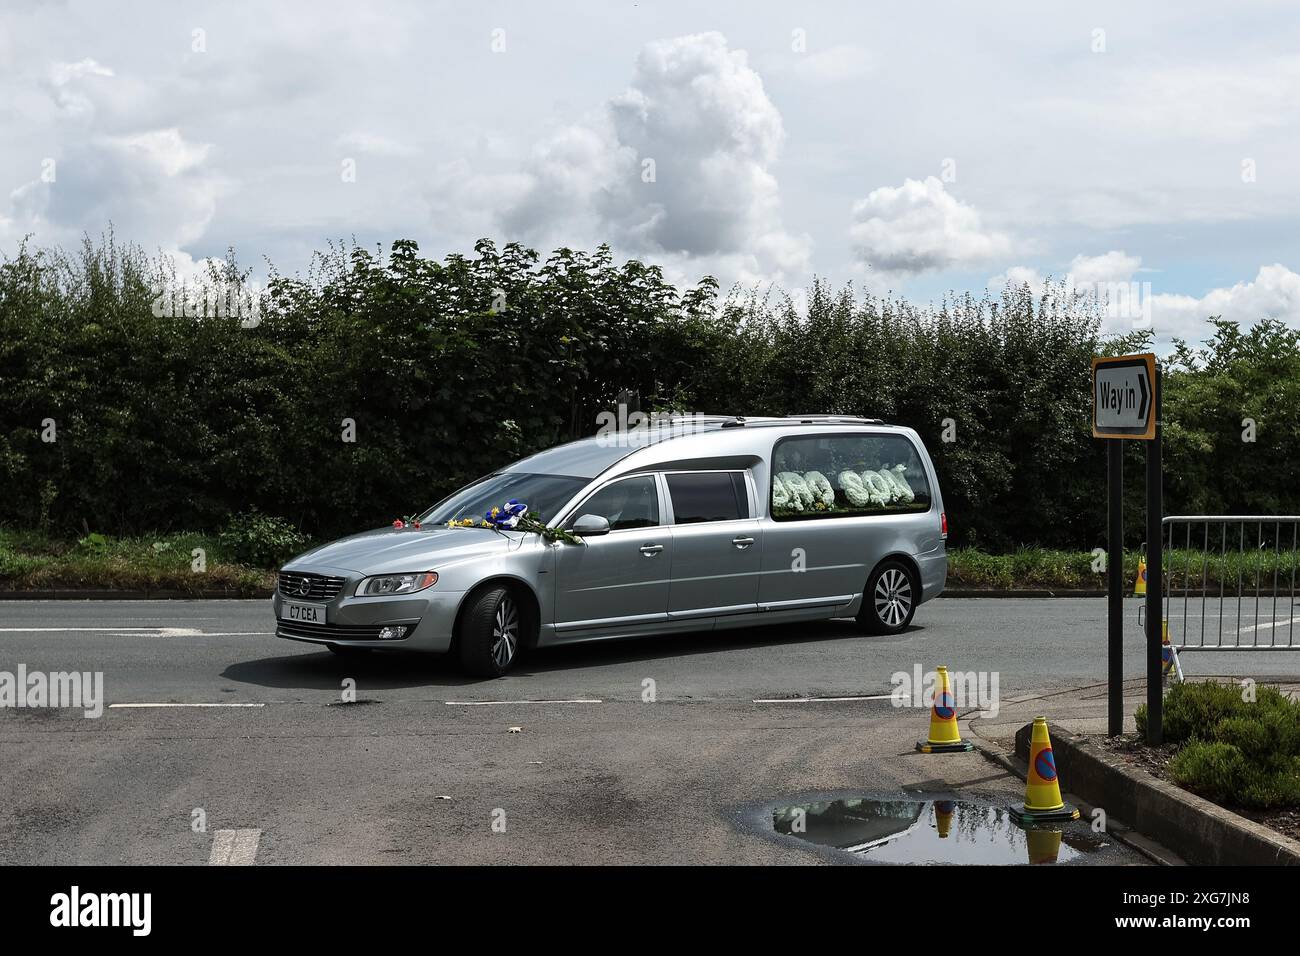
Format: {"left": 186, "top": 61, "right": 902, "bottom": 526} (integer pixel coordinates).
{"left": 857, "top": 560, "right": 918, "bottom": 634}
{"left": 458, "top": 586, "right": 523, "bottom": 678}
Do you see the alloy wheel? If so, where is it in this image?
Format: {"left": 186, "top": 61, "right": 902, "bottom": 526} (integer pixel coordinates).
{"left": 491, "top": 595, "right": 519, "bottom": 668}
{"left": 873, "top": 568, "right": 913, "bottom": 628}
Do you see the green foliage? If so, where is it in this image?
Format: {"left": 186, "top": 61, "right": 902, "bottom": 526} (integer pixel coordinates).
{"left": 1140, "top": 680, "right": 1300, "bottom": 809}
{"left": 76, "top": 532, "right": 109, "bottom": 554}
{"left": 3, "top": 234, "right": 1298, "bottom": 547}
{"left": 217, "top": 511, "right": 309, "bottom": 568}
{"left": 1169, "top": 741, "right": 1300, "bottom": 809}
{"left": 0, "top": 529, "right": 272, "bottom": 593}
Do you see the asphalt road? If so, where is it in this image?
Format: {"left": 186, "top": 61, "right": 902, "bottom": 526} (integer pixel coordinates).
{"left": 4, "top": 596, "right": 1296, "bottom": 865}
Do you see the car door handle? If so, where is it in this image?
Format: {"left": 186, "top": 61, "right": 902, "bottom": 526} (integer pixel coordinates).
{"left": 640, "top": 544, "right": 664, "bottom": 556}
{"left": 732, "top": 536, "right": 755, "bottom": 549}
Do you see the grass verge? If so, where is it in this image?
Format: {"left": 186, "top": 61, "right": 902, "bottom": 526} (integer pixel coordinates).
{"left": 0, "top": 529, "right": 277, "bottom": 595}
{"left": 5, "top": 532, "right": 1298, "bottom": 595}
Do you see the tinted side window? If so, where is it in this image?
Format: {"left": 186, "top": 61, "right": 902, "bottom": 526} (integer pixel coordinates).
{"left": 770, "top": 434, "right": 932, "bottom": 521}
{"left": 667, "top": 472, "right": 746, "bottom": 524}
{"left": 572, "top": 476, "right": 659, "bottom": 530}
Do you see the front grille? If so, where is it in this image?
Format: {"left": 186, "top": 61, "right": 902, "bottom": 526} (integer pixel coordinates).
{"left": 276, "top": 619, "right": 403, "bottom": 642}
{"left": 278, "top": 571, "right": 347, "bottom": 600}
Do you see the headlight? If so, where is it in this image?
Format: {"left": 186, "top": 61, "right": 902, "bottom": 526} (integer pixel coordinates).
{"left": 355, "top": 572, "right": 438, "bottom": 596}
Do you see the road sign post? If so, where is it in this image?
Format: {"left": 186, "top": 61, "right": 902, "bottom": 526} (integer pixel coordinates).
{"left": 1145, "top": 368, "right": 1162, "bottom": 744}
{"left": 1092, "top": 353, "right": 1161, "bottom": 744}
{"left": 1107, "top": 439, "right": 1123, "bottom": 737}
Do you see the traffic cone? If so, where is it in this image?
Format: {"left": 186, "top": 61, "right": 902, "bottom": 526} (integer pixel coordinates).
{"left": 1009, "top": 717, "right": 1080, "bottom": 824}
{"left": 934, "top": 800, "right": 955, "bottom": 838}
{"left": 1134, "top": 557, "right": 1147, "bottom": 596}
{"left": 1025, "top": 828, "right": 1063, "bottom": 864}
{"left": 915, "top": 665, "right": 974, "bottom": 753}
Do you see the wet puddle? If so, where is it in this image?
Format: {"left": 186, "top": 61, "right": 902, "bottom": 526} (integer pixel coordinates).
{"left": 771, "top": 798, "right": 1107, "bottom": 864}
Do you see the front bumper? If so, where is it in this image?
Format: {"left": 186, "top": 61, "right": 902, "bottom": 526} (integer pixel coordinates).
{"left": 272, "top": 566, "right": 464, "bottom": 652}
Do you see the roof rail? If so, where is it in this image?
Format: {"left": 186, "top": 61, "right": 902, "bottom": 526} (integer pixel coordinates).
{"left": 781, "top": 414, "right": 886, "bottom": 425}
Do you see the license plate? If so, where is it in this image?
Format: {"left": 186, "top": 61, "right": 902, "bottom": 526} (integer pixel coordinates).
{"left": 281, "top": 600, "right": 327, "bottom": 625}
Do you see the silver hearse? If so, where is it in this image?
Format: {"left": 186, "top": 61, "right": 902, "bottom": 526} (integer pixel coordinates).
{"left": 274, "top": 416, "right": 947, "bottom": 677}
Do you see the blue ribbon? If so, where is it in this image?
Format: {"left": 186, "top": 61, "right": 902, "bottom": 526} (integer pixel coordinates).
{"left": 484, "top": 499, "right": 529, "bottom": 529}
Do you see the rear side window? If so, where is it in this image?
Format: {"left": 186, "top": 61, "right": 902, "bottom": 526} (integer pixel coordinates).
{"left": 667, "top": 472, "right": 749, "bottom": 524}
{"left": 771, "top": 434, "right": 931, "bottom": 520}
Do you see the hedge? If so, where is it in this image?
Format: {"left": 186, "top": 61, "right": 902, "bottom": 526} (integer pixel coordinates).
{"left": 2, "top": 235, "right": 1298, "bottom": 548}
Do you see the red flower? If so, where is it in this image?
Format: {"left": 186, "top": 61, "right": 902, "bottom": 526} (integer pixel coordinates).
{"left": 413, "top": 522, "right": 422, "bottom": 530}
{"left": 392, "top": 519, "right": 404, "bottom": 529}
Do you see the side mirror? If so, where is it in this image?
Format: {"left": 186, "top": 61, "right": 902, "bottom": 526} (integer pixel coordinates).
{"left": 571, "top": 514, "right": 611, "bottom": 537}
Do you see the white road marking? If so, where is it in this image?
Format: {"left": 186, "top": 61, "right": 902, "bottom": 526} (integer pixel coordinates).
{"left": 0, "top": 627, "right": 268, "bottom": 636}
{"left": 752, "top": 694, "right": 896, "bottom": 703}
{"left": 444, "top": 698, "right": 603, "bottom": 705}
{"left": 109, "top": 702, "right": 266, "bottom": 709}
{"left": 209, "top": 829, "right": 262, "bottom": 865}
{"left": 1235, "top": 616, "right": 1300, "bottom": 635}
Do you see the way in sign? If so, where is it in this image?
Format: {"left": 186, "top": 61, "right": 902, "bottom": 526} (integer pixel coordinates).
{"left": 1097, "top": 378, "right": 1140, "bottom": 414}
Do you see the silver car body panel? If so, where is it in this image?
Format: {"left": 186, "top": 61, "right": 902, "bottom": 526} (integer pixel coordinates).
{"left": 274, "top": 419, "right": 946, "bottom": 653}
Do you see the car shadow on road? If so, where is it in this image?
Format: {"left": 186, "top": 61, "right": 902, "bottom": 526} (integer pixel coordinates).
{"left": 221, "top": 618, "right": 923, "bottom": 689}
{"left": 517, "top": 618, "right": 924, "bottom": 676}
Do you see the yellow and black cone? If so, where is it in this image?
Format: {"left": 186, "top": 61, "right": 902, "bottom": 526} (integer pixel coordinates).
{"left": 916, "top": 665, "right": 973, "bottom": 753}
{"left": 1009, "top": 717, "right": 1080, "bottom": 824}
{"left": 1134, "top": 557, "right": 1147, "bottom": 596}
{"left": 1161, "top": 620, "right": 1175, "bottom": 678}
{"left": 934, "top": 800, "right": 955, "bottom": 839}
{"left": 1025, "top": 828, "right": 1063, "bottom": 864}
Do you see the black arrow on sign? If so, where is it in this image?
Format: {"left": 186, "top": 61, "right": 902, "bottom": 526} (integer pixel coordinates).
{"left": 1136, "top": 370, "right": 1149, "bottom": 421}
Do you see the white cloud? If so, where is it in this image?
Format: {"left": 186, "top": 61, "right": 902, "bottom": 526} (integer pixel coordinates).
{"left": 989, "top": 253, "right": 1300, "bottom": 341}
{"left": 1150, "top": 265, "right": 1300, "bottom": 339}
{"left": 849, "top": 177, "right": 1011, "bottom": 276}
{"left": 109, "top": 128, "right": 210, "bottom": 177}
{"left": 493, "top": 32, "right": 811, "bottom": 285}
{"left": 988, "top": 250, "right": 1142, "bottom": 295}
{"left": 50, "top": 58, "right": 115, "bottom": 86}
{"left": 1040, "top": 57, "right": 1300, "bottom": 146}
{"left": 46, "top": 58, "right": 115, "bottom": 116}
{"left": 6, "top": 128, "right": 222, "bottom": 251}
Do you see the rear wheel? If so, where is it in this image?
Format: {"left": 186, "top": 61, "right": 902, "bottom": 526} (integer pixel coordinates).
{"left": 457, "top": 586, "right": 522, "bottom": 678}
{"left": 857, "top": 560, "right": 918, "bottom": 634}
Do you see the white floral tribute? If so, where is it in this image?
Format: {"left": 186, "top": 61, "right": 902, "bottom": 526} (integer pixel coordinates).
{"left": 804, "top": 471, "right": 836, "bottom": 508}
{"left": 772, "top": 473, "right": 792, "bottom": 510}
{"left": 861, "top": 469, "right": 894, "bottom": 503}
{"left": 834, "top": 465, "right": 917, "bottom": 509}
{"left": 776, "top": 471, "right": 815, "bottom": 510}
{"left": 839, "top": 470, "right": 877, "bottom": 507}
{"left": 886, "top": 464, "right": 916, "bottom": 503}
{"left": 777, "top": 463, "right": 917, "bottom": 515}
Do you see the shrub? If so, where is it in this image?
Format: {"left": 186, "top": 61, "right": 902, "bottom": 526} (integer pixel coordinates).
{"left": 1146, "top": 680, "right": 1300, "bottom": 809}
{"left": 217, "top": 511, "right": 308, "bottom": 568}
{"left": 1169, "top": 741, "right": 1300, "bottom": 809}
{"left": 1167, "top": 741, "right": 1249, "bottom": 804}
{"left": 1137, "top": 680, "right": 1252, "bottom": 743}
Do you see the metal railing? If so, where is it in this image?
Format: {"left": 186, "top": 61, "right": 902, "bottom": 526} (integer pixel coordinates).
{"left": 1159, "top": 516, "right": 1300, "bottom": 652}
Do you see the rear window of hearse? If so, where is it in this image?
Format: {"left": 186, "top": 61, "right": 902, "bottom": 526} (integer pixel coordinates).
{"left": 770, "top": 434, "right": 931, "bottom": 520}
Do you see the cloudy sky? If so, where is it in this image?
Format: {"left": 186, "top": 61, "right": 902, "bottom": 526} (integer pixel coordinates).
{"left": 3, "top": 0, "right": 1300, "bottom": 343}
